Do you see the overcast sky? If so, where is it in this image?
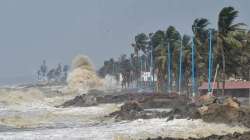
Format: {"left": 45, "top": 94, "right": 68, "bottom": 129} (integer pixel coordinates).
{"left": 0, "top": 0, "right": 249, "bottom": 85}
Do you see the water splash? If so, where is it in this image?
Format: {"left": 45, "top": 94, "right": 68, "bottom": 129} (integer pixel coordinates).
{"left": 66, "top": 55, "right": 103, "bottom": 93}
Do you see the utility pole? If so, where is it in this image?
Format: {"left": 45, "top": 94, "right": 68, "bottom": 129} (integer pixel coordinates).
{"left": 208, "top": 29, "right": 213, "bottom": 95}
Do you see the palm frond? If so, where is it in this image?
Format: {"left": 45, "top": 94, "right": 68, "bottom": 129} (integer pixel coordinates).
{"left": 223, "top": 35, "right": 242, "bottom": 48}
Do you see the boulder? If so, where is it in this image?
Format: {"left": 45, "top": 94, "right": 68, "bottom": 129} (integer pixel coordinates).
{"left": 197, "top": 106, "right": 208, "bottom": 115}
{"left": 197, "top": 94, "right": 216, "bottom": 106}
{"left": 120, "top": 101, "right": 143, "bottom": 112}
{"left": 58, "top": 94, "right": 97, "bottom": 107}
{"left": 223, "top": 97, "right": 240, "bottom": 109}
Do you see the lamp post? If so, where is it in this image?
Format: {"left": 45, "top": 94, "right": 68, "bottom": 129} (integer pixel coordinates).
{"left": 208, "top": 29, "right": 213, "bottom": 95}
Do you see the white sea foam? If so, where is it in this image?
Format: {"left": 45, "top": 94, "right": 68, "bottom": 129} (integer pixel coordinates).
{"left": 0, "top": 118, "right": 248, "bottom": 140}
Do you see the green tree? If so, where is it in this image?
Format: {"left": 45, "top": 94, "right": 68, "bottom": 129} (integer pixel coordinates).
{"left": 165, "top": 26, "right": 181, "bottom": 91}
{"left": 217, "top": 6, "right": 246, "bottom": 95}
{"left": 192, "top": 18, "right": 210, "bottom": 87}
{"left": 151, "top": 30, "right": 165, "bottom": 92}
{"left": 181, "top": 35, "right": 192, "bottom": 95}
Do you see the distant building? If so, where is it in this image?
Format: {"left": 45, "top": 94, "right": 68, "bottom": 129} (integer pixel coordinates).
{"left": 199, "top": 81, "right": 250, "bottom": 97}
{"left": 140, "top": 71, "right": 157, "bottom": 82}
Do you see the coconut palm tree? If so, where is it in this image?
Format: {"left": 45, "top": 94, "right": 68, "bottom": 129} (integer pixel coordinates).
{"left": 165, "top": 26, "right": 181, "bottom": 92}
{"left": 154, "top": 43, "right": 167, "bottom": 92}
{"left": 181, "top": 35, "right": 192, "bottom": 95}
{"left": 226, "top": 30, "right": 250, "bottom": 80}
{"left": 192, "top": 18, "right": 210, "bottom": 88}
{"left": 131, "top": 33, "right": 149, "bottom": 87}
{"left": 134, "top": 33, "right": 149, "bottom": 54}
{"left": 217, "top": 6, "right": 246, "bottom": 95}
{"left": 192, "top": 18, "right": 209, "bottom": 46}
{"left": 151, "top": 30, "right": 165, "bottom": 92}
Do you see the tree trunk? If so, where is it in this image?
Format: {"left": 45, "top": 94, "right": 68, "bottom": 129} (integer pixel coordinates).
{"left": 221, "top": 45, "right": 226, "bottom": 96}
{"left": 217, "top": 36, "right": 225, "bottom": 96}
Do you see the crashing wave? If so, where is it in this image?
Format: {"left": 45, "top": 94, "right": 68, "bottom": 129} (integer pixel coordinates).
{"left": 66, "top": 55, "right": 103, "bottom": 93}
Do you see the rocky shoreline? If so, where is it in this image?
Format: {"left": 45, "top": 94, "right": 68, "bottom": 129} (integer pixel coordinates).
{"left": 57, "top": 91, "right": 250, "bottom": 140}
{"left": 145, "top": 131, "right": 250, "bottom": 140}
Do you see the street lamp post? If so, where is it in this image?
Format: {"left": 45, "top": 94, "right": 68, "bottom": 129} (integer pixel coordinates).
{"left": 208, "top": 29, "right": 213, "bottom": 95}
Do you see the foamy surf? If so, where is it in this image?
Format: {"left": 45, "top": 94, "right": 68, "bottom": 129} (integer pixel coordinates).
{"left": 0, "top": 85, "right": 248, "bottom": 140}
{"left": 0, "top": 118, "right": 248, "bottom": 140}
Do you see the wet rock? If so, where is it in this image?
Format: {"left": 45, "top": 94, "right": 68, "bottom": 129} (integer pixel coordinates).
{"left": 196, "top": 95, "right": 217, "bottom": 106}
{"left": 145, "top": 131, "right": 250, "bottom": 140}
{"left": 109, "top": 101, "right": 169, "bottom": 120}
{"left": 120, "top": 101, "right": 143, "bottom": 112}
{"left": 223, "top": 97, "right": 240, "bottom": 109}
{"left": 108, "top": 94, "right": 198, "bottom": 121}
{"left": 166, "top": 103, "right": 200, "bottom": 121}
{"left": 197, "top": 106, "right": 208, "bottom": 115}
{"left": 166, "top": 97, "right": 250, "bottom": 128}
{"left": 58, "top": 94, "right": 97, "bottom": 107}
{"left": 200, "top": 104, "right": 240, "bottom": 124}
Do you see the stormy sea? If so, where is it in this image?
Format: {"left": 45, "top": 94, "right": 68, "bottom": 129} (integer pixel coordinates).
{"left": 0, "top": 55, "right": 247, "bottom": 140}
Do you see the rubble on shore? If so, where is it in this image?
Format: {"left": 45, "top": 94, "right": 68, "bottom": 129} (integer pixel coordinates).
{"left": 58, "top": 91, "right": 250, "bottom": 127}
{"left": 58, "top": 91, "right": 250, "bottom": 140}
{"left": 145, "top": 131, "right": 250, "bottom": 140}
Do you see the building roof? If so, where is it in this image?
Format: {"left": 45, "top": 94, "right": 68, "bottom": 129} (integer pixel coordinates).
{"left": 199, "top": 81, "right": 250, "bottom": 90}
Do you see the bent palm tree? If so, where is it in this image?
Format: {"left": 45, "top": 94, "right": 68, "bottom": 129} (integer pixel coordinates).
{"left": 165, "top": 26, "right": 181, "bottom": 92}
{"left": 151, "top": 30, "right": 165, "bottom": 92}
{"left": 192, "top": 18, "right": 209, "bottom": 88}
{"left": 181, "top": 35, "right": 192, "bottom": 95}
{"left": 217, "top": 6, "right": 246, "bottom": 95}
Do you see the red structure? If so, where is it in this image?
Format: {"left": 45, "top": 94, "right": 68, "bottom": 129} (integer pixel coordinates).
{"left": 199, "top": 81, "right": 250, "bottom": 97}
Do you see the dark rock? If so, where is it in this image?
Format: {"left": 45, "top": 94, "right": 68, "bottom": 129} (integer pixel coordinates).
{"left": 144, "top": 131, "right": 250, "bottom": 140}
{"left": 109, "top": 101, "right": 170, "bottom": 120}
{"left": 120, "top": 101, "right": 143, "bottom": 112}
{"left": 58, "top": 94, "right": 97, "bottom": 107}
{"left": 196, "top": 95, "right": 217, "bottom": 106}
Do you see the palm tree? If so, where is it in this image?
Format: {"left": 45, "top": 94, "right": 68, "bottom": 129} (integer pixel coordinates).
{"left": 134, "top": 33, "right": 149, "bottom": 54}
{"left": 131, "top": 33, "right": 149, "bottom": 88}
{"left": 154, "top": 43, "right": 167, "bottom": 92}
{"left": 225, "top": 30, "right": 250, "bottom": 80}
{"left": 165, "top": 26, "right": 181, "bottom": 92}
{"left": 181, "top": 35, "right": 192, "bottom": 95}
{"left": 217, "top": 6, "right": 246, "bottom": 95}
{"left": 192, "top": 18, "right": 210, "bottom": 89}
{"left": 151, "top": 30, "right": 165, "bottom": 92}
{"left": 148, "top": 32, "right": 155, "bottom": 88}
{"left": 192, "top": 18, "right": 209, "bottom": 46}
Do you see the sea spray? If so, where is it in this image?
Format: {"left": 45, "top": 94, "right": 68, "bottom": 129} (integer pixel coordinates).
{"left": 0, "top": 88, "right": 47, "bottom": 108}
{"left": 66, "top": 55, "right": 103, "bottom": 93}
{"left": 103, "top": 74, "right": 121, "bottom": 90}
